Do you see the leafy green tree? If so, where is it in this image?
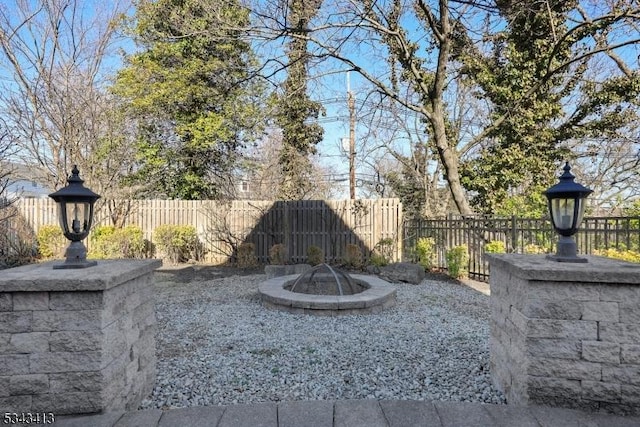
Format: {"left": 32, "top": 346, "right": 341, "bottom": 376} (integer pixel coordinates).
{"left": 274, "top": 0, "right": 324, "bottom": 200}
{"left": 459, "top": 1, "right": 640, "bottom": 214}
{"left": 623, "top": 200, "right": 640, "bottom": 217}
{"left": 114, "top": 0, "right": 264, "bottom": 199}
{"left": 492, "top": 191, "right": 549, "bottom": 219}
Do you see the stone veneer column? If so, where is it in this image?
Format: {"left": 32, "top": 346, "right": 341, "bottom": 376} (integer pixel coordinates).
{"left": 488, "top": 254, "right": 640, "bottom": 415}
{"left": 0, "top": 259, "right": 161, "bottom": 415}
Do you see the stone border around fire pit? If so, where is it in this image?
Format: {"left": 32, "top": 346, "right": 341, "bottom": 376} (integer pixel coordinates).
{"left": 258, "top": 274, "right": 396, "bottom": 315}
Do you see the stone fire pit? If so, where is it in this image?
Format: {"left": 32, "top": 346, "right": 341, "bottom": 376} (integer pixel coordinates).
{"left": 258, "top": 264, "right": 396, "bottom": 315}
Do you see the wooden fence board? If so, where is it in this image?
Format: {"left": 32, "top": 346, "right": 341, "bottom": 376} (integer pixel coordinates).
{"left": 12, "top": 198, "right": 403, "bottom": 265}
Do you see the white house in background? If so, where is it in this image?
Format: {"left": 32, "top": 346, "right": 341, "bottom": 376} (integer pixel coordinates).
{"left": 2, "top": 163, "right": 51, "bottom": 200}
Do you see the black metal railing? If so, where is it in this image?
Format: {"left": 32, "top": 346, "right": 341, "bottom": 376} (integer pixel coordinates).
{"left": 403, "top": 215, "right": 640, "bottom": 282}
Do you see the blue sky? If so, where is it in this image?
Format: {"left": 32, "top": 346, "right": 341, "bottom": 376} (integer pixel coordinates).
{"left": 3, "top": 0, "right": 638, "bottom": 204}
{"left": 0, "top": 0, "right": 413, "bottom": 199}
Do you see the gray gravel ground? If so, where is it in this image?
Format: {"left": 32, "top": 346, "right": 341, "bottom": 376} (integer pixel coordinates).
{"left": 139, "top": 270, "right": 506, "bottom": 410}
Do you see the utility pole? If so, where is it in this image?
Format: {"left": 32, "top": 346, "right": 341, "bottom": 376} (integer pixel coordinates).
{"left": 347, "top": 72, "right": 356, "bottom": 200}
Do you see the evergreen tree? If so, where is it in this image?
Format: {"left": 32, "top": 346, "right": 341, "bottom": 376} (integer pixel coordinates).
{"left": 113, "top": 0, "right": 263, "bottom": 199}
{"left": 274, "top": 0, "right": 324, "bottom": 200}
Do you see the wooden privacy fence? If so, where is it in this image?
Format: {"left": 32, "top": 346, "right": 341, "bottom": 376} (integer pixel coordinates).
{"left": 14, "top": 198, "right": 403, "bottom": 265}
{"left": 404, "top": 215, "right": 640, "bottom": 282}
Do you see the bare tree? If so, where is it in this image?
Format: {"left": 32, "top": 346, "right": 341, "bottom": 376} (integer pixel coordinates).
{"left": 201, "top": 200, "right": 273, "bottom": 264}
{"left": 0, "top": 119, "right": 38, "bottom": 268}
{"left": 249, "top": 0, "right": 640, "bottom": 214}
{"left": 250, "top": 0, "right": 479, "bottom": 213}
{"left": 0, "top": 128, "right": 15, "bottom": 208}
{"left": 354, "top": 93, "right": 455, "bottom": 217}
{"left": 0, "top": 0, "right": 137, "bottom": 221}
{"left": 575, "top": 135, "right": 640, "bottom": 214}
{"left": 240, "top": 129, "right": 339, "bottom": 200}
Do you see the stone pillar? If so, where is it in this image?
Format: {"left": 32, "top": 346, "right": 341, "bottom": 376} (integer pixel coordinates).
{"left": 0, "top": 259, "right": 161, "bottom": 415}
{"left": 488, "top": 254, "right": 640, "bottom": 415}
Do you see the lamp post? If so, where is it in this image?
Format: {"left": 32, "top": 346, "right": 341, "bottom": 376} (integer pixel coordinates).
{"left": 48, "top": 165, "right": 101, "bottom": 269}
{"left": 544, "top": 162, "right": 592, "bottom": 263}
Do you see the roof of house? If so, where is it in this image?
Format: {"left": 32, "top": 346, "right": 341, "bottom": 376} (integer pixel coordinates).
{"left": 2, "top": 161, "right": 52, "bottom": 198}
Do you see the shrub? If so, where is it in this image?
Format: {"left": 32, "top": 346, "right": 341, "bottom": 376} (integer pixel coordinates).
{"left": 36, "top": 224, "right": 67, "bottom": 259}
{"left": 594, "top": 248, "right": 640, "bottom": 263}
{"left": 372, "top": 237, "right": 395, "bottom": 265}
{"left": 89, "top": 225, "right": 151, "bottom": 259}
{"left": 446, "top": 245, "right": 469, "bottom": 279}
{"left": 307, "top": 245, "right": 324, "bottom": 266}
{"left": 153, "top": 225, "right": 202, "bottom": 264}
{"left": 89, "top": 226, "right": 119, "bottom": 259}
{"left": 524, "top": 243, "right": 549, "bottom": 254}
{"left": 485, "top": 240, "right": 506, "bottom": 254}
{"left": 369, "top": 252, "right": 388, "bottom": 267}
{"left": 269, "top": 243, "right": 288, "bottom": 264}
{"left": 415, "top": 237, "right": 436, "bottom": 271}
{"left": 0, "top": 212, "right": 37, "bottom": 268}
{"left": 343, "top": 243, "right": 362, "bottom": 269}
{"left": 237, "top": 242, "right": 257, "bottom": 268}
{"left": 1, "top": 237, "right": 37, "bottom": 268}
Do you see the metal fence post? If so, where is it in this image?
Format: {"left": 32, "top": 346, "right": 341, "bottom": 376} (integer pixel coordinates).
{"left": 511, "top": 215, "right": 518, "bottom": 253}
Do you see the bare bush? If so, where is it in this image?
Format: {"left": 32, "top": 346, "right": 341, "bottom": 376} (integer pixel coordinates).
{"left": 0, "top": 206, "right": 37, "bottom": 269}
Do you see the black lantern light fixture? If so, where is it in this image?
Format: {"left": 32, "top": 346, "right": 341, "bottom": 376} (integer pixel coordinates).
{"left": 544, "top": 162, "right": 592, "bottom": 263}
{"left": 48, "top": 165, "right": 101, "bottom": 269}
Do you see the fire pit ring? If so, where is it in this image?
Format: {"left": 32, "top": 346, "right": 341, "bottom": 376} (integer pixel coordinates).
{"left": 258, "top": 271, "right": 396, "bottom": 316}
